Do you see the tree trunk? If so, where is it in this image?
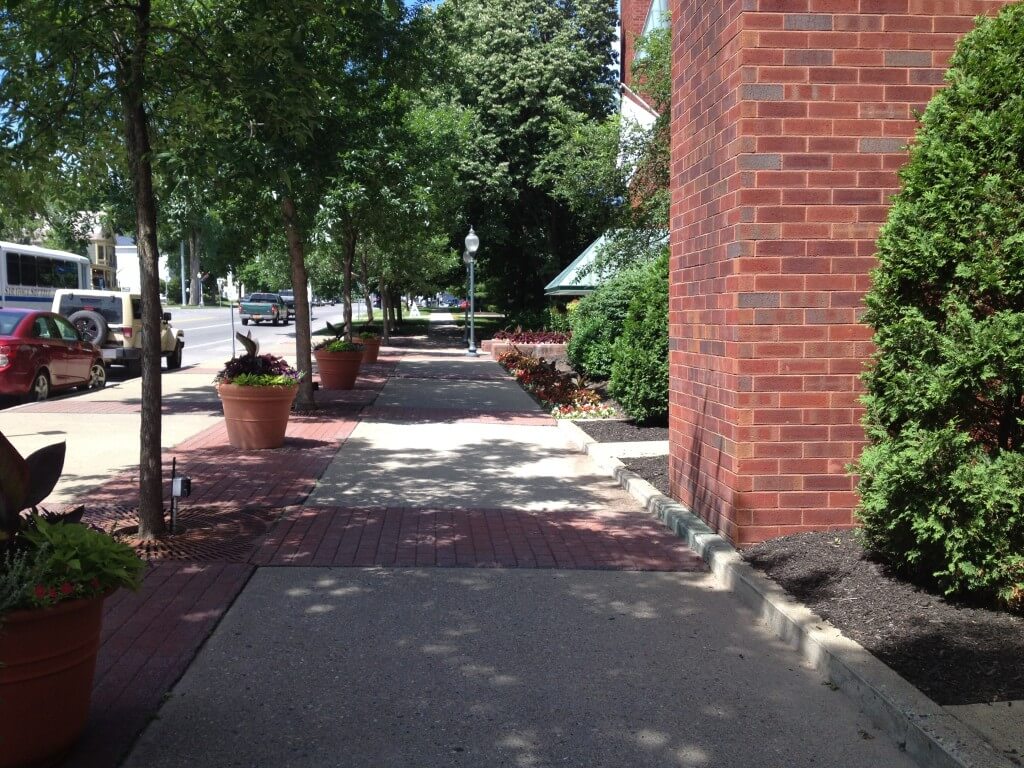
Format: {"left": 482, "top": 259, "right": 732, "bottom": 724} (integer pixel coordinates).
{"left": 395, "top": 289, "right": 403, "bottom": 323}
{"left": 280, "top": 195, "right": 314, "bottom": 410}
{"left": 188, "top": 227, "right": 200, "bottom": 305}
{"left": 118, "top": 0, "right": 164, "bottom": 540}
{"left": 359, "top": 249, "right": 373, "bottom": 323}
{"left": 342, "top": 228, "right": 356, "bottom": 342}
{"left": 380, "top": 283, "right": 391, "bottom": 344}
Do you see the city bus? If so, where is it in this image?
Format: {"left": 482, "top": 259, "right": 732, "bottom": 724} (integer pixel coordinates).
{"left": 0, "top": 241, "right": 92, "bottom": 309}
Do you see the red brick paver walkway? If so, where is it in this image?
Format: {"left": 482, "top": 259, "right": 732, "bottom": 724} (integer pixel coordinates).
{"left": 253, "top": 507, "right": 702, "bottom": 571}
{"left": 65, "top": 562, "right": 253, "bottom": 768}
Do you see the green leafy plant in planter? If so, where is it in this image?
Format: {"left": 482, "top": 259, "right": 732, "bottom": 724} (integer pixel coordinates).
{"left": 214, "top": 331, "right": 300, "bottom": 386}
{"left": 0, "top": 434, "right": 143, "bottom": 612}
{"left": 3, "top": 518, "right": 144, "bottom": 612}
{"left": 0, "top": 431, "right": 144, "bottom": 767}
{"left": 314, "top": 338, "right": 363, "bottom": 353}
{"left": 313, "top": 332, "right": 365, "bottom": 390}
{"left": 356, "top": 330, "right": 381, "bottom": 363}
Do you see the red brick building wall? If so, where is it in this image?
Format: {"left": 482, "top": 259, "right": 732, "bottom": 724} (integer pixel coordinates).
{"left": 621, "top": 0, "right": 654, "bottom": 85}
{"left": 667, "top": 0, "right": 1012, "bottom": 546}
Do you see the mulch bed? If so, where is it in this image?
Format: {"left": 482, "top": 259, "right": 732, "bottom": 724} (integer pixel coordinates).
{"left": 574, "top": 419, "right": 669, "bottom": 442}
{"left": 743, "top": 531, "right": 1024, "bottom": 706}
{"left": 621, "top": 455, "right": 670, "bottom": 497}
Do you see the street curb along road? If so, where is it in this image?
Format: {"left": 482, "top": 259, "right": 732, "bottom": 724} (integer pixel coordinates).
{"left": 557, "top": 419, "right": 1014, "bottom": 768}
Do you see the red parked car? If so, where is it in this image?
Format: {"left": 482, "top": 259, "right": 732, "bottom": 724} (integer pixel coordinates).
{"left": 0, "top": 309, "right": 106, "bottom": 401}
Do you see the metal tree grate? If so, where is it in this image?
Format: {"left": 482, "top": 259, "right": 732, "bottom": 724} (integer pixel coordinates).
{"left": 82, "top": 504, "right": 279, "bottom": 563}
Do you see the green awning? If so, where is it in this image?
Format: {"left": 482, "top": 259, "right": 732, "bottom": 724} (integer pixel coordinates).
{"left": 545, "top": 230, "right": 668, "bottom": 297}
{"left": 544, "top": 234, "right": 610, "bottom": 296}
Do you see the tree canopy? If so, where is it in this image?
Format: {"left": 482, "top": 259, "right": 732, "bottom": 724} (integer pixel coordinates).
{"left": 436, "top": 0, "right": 619, "bottom": 310}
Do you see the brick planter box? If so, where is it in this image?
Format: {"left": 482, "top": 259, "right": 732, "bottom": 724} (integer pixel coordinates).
{"left": 482, "top": 340, "right": 568, "bottom": 362}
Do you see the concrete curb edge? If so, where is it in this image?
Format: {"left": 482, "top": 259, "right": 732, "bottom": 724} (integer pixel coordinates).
{"left": 557, "top": 419, "right": 1012, "bottom": 768}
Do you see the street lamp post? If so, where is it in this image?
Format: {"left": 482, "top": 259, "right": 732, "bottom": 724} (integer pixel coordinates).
{"left": 463, "top": 227, "right": 480, "bottom": 355}
{"left": 462, "top": 255, "right": 470, "bottom": 346}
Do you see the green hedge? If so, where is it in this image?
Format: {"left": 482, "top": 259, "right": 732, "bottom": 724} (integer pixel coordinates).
{"left": 567, "top": 264, "right": 648, "bottom": 379}
{"left": 856, "top": 5, "right": 1024, "bottom": 611}
{"left": 609, "top": 252, "right": 668, "bottom": 423}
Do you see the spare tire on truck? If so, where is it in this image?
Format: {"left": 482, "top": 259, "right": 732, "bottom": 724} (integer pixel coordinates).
{"left": 68, "top": 310, "right": 108, "bottom": 345}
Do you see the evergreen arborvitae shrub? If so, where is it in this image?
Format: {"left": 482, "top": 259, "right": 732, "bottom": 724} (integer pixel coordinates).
{"left": 856, "top": 5, "right": 1024, "bottom": 611}
{"left": 567, "top": 264, "right": 648, "bottom": 379}
{"left": 609, "top": 252, "right": 668, "bottom": 423}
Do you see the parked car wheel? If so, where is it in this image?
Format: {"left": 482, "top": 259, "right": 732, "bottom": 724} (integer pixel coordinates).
{"left": 86, "top": 361, "right": 106, "bottom": 390}
{"left": 166, "top": 342, "right": 183, "bottom": 370}
{"left": 67, "top": 310, "right": 108, "bottom": 345}
{"left": 241, "top": 318, "right": 249, "bottom": 326}
{"left": 29, "top": 370, "right": 50, "bottom": 401}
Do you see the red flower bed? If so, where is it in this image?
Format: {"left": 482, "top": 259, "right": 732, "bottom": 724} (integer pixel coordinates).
{"left": 497, "top": 349, "right": 599, "bottom": 408}
{"left": 492, "top": 329, "right": 570, "bottom": 344}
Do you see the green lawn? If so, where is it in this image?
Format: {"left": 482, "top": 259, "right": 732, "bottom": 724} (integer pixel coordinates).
{"left": 312, "top": 316, "right": 430, "bottom": 337}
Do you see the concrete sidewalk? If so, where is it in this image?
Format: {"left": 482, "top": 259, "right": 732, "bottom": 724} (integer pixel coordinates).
{"left": 8, "top": 316, "right": 917, "bottom": 767}
{"left": 124, "top": 568, "right": 912, "bottom": 768}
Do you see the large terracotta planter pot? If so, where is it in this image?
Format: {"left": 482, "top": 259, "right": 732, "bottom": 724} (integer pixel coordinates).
{"left": 359, "top": 337, "right": 381, "bottom": 364}
{"left": 0, "top": 594, "right": 107, "bottom": 768}
{"left": 217, "top": 381, "right": 298, "bottom": 449}
{"left": 314, "top": 348, "right": 363, "bottom": 390}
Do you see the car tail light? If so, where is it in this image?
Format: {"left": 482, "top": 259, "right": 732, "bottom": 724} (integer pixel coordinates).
{"left": 122, "top": 327, "right": 133, "bottom": 339}
{"left": 0, "top": 346, "right": 12, "bottom": 368}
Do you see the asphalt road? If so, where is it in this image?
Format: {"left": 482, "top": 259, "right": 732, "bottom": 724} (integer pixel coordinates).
{"left": 169, "top": 303, "right": 364, "bottom": 366}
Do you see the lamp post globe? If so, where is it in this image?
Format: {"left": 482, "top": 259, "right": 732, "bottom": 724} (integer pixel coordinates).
{"left": 465, "top": 227, "right": 479, "bottom": 257}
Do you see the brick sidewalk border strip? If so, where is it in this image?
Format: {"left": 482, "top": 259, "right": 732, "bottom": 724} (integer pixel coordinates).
{"left": 251, "top": 506, "right": 705, "bottom": 572}
{"left": 63, "top": 562, "right": 254, "bottom": 768}
{"left": 81, "top": 415, "right": 358, "bottom": 510}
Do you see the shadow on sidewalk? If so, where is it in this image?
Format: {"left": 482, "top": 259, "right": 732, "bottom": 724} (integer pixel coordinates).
{"left": 310, "top": 435, "right": 630, "bottom": 511}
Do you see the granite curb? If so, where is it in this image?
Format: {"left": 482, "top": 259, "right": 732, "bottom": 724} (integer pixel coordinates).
{"left": 556, "top": 419, "right": 1014, "bottom": 768}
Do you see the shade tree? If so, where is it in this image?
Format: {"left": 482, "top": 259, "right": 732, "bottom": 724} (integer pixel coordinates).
{"left": 0, "top": 0, "right": 212, "bottom": 538}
